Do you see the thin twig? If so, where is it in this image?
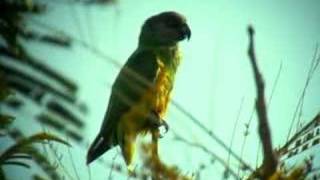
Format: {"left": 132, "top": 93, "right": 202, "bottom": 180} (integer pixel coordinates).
{"left": 296, "top": 44, "right": 320, "bottom": 130}
{"left": 32, "top": 124, "right": 75, "bottom": 180}
{"left": 267, "top": 62, "right": 283, "bottom": 108}
{"left": 287, "top": 44, "right": 319, "bottom": 141}
{"left": 247, "top": 25, "right": 277, "bottom": 178}
{"left": 66, "top": 137, "right": 81, "bottom": 180}
{"left": 172, "top": 100, "right": 254, "bottom": 173}
{"left": 108, "top": 151, "right": 119, "bottom": 180}
{"left": 238, "top": 105, "right": 254, "bottom": 176}
{"left": 173, "top": 132, "right": 241, "bottom": 180}
{"left": 68, "top": 1, "right": 87, "bottom": 42}
{"left": 85, "top": 6, "right": 97, "bottom": 48}
{"left": 227, "top": 96, "right": 245, "bottom": 168}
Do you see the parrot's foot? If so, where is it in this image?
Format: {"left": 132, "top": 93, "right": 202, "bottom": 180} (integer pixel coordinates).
{"left": 158, "top": 120, "right": 169, "bottom": 138}
{"left": 148, "top": 111, "right": 169, "bottom": 138}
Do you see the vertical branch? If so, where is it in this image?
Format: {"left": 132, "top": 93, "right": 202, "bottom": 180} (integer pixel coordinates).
{"left": 247, "top": 26, "right": 277, "bottom": 178}
{"left": 255, "top": 62, "right": 282, "bottom": 168}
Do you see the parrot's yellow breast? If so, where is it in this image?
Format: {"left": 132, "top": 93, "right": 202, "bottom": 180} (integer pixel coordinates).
{"left": 118, "top": 47, "right": 181, "bottom": 133}
{"left": 153, "top": 60, "right": 173, "bottom": 117}
{"left": 152, "top": 47, "right": 181, "bottom": 118}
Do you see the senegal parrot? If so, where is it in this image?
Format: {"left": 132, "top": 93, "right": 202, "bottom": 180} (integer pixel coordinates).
{"left": 87, "top": 11, "right": 191, "bottom": 168}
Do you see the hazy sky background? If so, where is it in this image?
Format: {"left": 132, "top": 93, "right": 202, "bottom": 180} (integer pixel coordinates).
{"left": 6, "top": 0, "right": 320, "bottom": 179}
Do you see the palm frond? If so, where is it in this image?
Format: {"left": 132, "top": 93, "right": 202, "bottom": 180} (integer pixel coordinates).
{"left": 2, "top": 161, "right": 31, "bottom": 169}
{"left": 0, "top": 132, "right": 71, "bottom": 163}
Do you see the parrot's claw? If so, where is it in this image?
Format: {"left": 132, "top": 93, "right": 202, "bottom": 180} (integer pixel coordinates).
{"left": 148, "top": 111, "right": 169, "bottom": 138}
{"left": 158, "top": 120, "right": 169, "bottom": 138}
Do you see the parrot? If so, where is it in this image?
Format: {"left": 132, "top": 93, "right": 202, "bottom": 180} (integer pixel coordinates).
{"left": 86, "top": 11, "right": 191, "bottom": 168}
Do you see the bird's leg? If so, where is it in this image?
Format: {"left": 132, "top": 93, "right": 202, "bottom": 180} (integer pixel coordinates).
{"left": 147, "top": 111, "right": 169, "bottom": 138}
{"left": 151, "top": 130, "right": 159, "bottom": 157}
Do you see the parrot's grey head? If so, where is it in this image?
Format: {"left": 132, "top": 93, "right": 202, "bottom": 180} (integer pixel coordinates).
{"left": 139, "top": 11, "right": 191, "bottom": 46}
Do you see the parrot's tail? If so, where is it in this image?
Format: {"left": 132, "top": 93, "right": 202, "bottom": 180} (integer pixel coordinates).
{"left": 86, "top": 134, "right": 112, "bottom": 165}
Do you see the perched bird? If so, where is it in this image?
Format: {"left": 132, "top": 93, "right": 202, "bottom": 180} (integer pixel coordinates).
{"left": 87, "top": 11, "right": 191, "bottom": 168}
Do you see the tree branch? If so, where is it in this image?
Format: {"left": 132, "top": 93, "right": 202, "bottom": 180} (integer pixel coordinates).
{"left": 247, "top": 25, "right": 278, "bottom": 178}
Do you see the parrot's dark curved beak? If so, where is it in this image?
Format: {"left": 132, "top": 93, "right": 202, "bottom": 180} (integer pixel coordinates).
{"left": 183, "top": 24, "right": 191, "bottom": 41}
{"left": 178, "top": 23, "right": 191, "bottom": 41}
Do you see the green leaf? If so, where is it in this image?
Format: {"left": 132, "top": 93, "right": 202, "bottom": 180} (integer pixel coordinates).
{"left": 32, "top": 174, "right": 48, "bottom": 180}
{"left": 0, "top": 76, "right": 11, "bottom": 101}
{"left": 27, "top": 132, "right": 71, "bottom": 147}
{"left": 0, "top": 168, "right": 5, "bottom": 180}
{"left": 5, "top": 154, "right": 32, "bottom": 161}
{"left": 0, "top": 89, "right": 11, "bottom": 101}
{"left": 2, "top": 161, "right": 31, "bottom": 169}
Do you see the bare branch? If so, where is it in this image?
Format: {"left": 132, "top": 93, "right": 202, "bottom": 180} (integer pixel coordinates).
{"left": 247, "top": 25, "right": 278, "bottom": 178}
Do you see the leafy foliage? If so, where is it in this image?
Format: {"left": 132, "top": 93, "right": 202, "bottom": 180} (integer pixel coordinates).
{"left": 0, "top": 132, "right": 71, "bottom": 164}
{"left": 139, "top": 143, "right": 192, "bottom": 180}
{"left": 0, "top": 72, "right": 13, "bottom": 135}
{"left": 0, "top": 118, "right": 71, "bottom": 179}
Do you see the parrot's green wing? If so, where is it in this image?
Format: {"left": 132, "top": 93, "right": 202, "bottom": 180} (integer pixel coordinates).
{"left": 87, "top": 49, "right": 158, "bottom": 164}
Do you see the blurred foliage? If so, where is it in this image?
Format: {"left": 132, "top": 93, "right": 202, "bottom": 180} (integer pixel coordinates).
{"left": 0, "top": 0, "right": 46, "bottom": 53}
{"left": 138, "top": 143, "right": 192, "bottom": 180}
{"left": 0, "top": 0, "right": 86, "bottom": 142}
{"left": 2, "top": 51, "right": 67, "bottom": 180}
{"left": 0, "top": 73, "right": 11, "bottom": 101}
{"left": 0, "top": 0, "right": 76, "bottom": 95}
{"left": 122, "top": 143, "right": 194, "bottom": 180}
{"left": 0, "top": 132, "right": 70, "bottom": 164}
{"left": 0, "top": 70, "right": 71, "bottom": 179}
{"left": 0, "top": 56, "right": 13, "bottom": 138}
{"left": 247, "top": 162, "right": 309, "bottom": 180}
{"left": 0, "top": 125, "right": 72, "bottom": 179}
{"left": 0, "top": 0, "right": 85, "bottom": 179}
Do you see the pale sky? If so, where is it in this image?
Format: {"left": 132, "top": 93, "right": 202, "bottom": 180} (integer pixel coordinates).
{"left": 4, "top": 0, "right": 320, "bottom": 179}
